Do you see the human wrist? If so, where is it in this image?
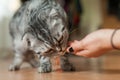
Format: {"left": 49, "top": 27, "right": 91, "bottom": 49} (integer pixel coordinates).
{"left": 99, "top": 29, "right": 114, "bottom": 50}
{"left": 111, "top": 29, "right": 120, "bottom": 50}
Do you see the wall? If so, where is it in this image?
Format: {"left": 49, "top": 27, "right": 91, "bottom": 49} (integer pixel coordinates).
{"left": 0, "top": 0, "right": 20, "bottom": 58}
{"left": 80, "top": 0, "right": 102, "bottom": 37}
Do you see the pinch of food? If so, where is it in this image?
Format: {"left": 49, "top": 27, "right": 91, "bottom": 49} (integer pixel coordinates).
{"left": 51, "top": 56, "right": 61, "bottom": 71}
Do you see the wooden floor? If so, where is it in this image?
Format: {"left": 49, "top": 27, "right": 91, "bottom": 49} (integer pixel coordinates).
{"left": 1, "top": 6, "right": 120, "bottom": 80}
{"left": 1, "top": 52, "right": 120, "bottom": 80}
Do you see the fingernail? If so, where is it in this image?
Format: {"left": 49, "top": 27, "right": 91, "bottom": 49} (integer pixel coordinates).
{"left": 69, "top": 47, "right": 74, "bottom": 52}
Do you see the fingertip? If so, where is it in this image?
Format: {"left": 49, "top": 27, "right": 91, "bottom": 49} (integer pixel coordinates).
{"left": 69, "top": 47, "right": 74, "bottom": 52}
{"left": 66, "top": 47, "right": 70, "bottom": 52}
{"left": 66, "top": 47, "right": 74, "bottom": 53}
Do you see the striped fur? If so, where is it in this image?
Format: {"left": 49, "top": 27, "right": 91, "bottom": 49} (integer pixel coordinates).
{"left": 9, "top": 0, "right": 74, "bottom": 73}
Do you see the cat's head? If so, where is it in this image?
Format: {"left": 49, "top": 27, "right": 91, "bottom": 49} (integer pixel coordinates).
{"left": 22, "top": 28, "right": 68, "bottom": 57}
{"left": 22, "top": 2, "right": 69, "bottom": 56}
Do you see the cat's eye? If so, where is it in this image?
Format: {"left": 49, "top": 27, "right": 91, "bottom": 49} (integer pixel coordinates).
{"left": 53, "top": 15, "right": 59, "bottom": 19}
{"left": 51, "top": 13, "right": 59, "bottom": 19}
{"left": 45, "top": 49, "right": 53, "bottom": 53}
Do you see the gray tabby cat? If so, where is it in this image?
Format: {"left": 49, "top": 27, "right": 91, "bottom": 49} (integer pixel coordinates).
{"left": 9, "top": 0, "right": 75, "bottom": 73}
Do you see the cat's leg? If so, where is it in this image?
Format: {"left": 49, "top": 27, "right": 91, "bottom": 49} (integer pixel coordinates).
{"left": 60, "top": 54, "right": 75, "bottom": 71}
{"left": 9, "top": 40, "right": 26, "bottom": 71}
{"left": 9, "top": 53, "right": 24, "bottom": 71}
{"left": 38, "top": 56, "right": 52, "bottom": 73}
{"left": 25, "top": 51, "right": 40, "bottom": 68}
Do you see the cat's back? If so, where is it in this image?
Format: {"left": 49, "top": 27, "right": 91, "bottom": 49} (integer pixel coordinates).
{"left": 9, "top": 0, "right": 52, "bottom": 38}
{"left": 9, "top": 1, "right": 30, "bottom": 38}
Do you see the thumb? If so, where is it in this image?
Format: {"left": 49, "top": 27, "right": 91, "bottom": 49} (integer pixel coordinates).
{"left": 75, "top": 50, "right": 92, "bottom": 58}
{"left": 67, "top": 40, "right": 84, "bottom": 53}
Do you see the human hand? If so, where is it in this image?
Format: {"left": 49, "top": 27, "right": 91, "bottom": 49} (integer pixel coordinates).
{"left": 67, "top": 29, "right": 114, "bottom": 58}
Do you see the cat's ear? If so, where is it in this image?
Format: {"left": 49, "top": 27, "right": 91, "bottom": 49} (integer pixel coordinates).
{"left": 48, "top": 8, "right": 68, "bottom": 36}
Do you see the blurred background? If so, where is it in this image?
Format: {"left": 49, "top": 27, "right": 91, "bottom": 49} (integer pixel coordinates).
{"left": 0, "top": 0, "right": 20, "bottom": 58}
{"left": 0, "top": 0, "right": 120, "bottom": 71}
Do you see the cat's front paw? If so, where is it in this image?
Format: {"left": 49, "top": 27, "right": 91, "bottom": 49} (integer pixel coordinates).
{"left": 38, "top": 63, "right": 52, "bottom": 73}
{"left": 61, "top": 63, "right": 75, "bottom": 71}
{"left": 8, "top": 64, "right": 20, "bottom": 71}
{"left": 60, "top": 55, "right": 75, "bottom": 71}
